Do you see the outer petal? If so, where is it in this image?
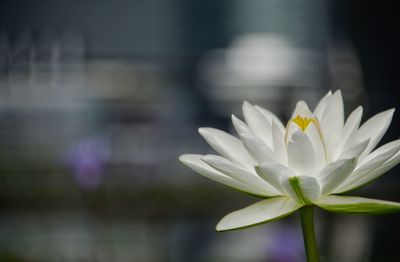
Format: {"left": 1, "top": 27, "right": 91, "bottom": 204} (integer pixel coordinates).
{"left": 272, "top": 120, "right": 288, "bottom": 165}
{"left": 255, "top": 105, "right": 285, "bottom": 133}
{"left": 282, "top": 176, "right": 321, "bottom": 203}
{"left": 198, "top": 127, "right": 256, "bottom": 170}
{"left": 231, "top": 114, "right": 251, "bottom": 135}
{"left": 313, "top": 90, "right": 332, "bottom": 120}
{"left": 216, "top": 197, "right": 302, "bottom": 231}
{"left": 315, "top": 195, "right": 400, "bottom": 214}
{"left": 347, "top": 151, "right": 400, "bottom": 191}
{"left": 318, "top": 158, "right": 357, "bottom": 195}
{"left": 232, "top": 116, "right": 277, "bottom": 164}
{"left": 242, "top": 101, "right": 273, "bottom": 148}
{"left": 353, "top": 109, "right": 395, "bottom": 158}
{"left": 256, "top": 163, "right": 295, "bottom": 194}
{"left": 240, "top": 133, "right": 278, "bottom": 164}
{"left": 318, "top": 90, "right": 344, "bottom": 161}
{"left": 202, "top": 155, "right": 280, "bottom": 196}
{"left": 337, "top": 140, "right": 369, "bottom": 160}
{"left": 358, "top": 139, "right": 400, "bottom": 168}
{"left": 334, "top": 140, "right": 400, "bottom": 193}
{"left": 179, "top": 154, "right": 269, "bottom": 197}
{"left": 287, "top": 130, "right": 316, "bottom": 176}
{"left": 336, "top": 106, "right": 363, "bottom": 155}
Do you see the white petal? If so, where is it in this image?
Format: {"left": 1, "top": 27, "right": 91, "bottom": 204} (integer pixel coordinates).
{"left": 179, "top": 154, "right": 269, "bottom": 196}
{"left": 318, "top": 158, "right": 357, "bottom": 195}
{"left": 358, "top": 139, "right": 400, "bottom": 168}
{"left": 242, "top": 101, "right": 273, "bottom": 148}
{"left": 239, "top": 133, "right": 278, "bottom": 164}
{"left": 272, "top": 120, "right": 288, "bottom": 165}
{"left": 313, "top": 90, "right": 332, "bottom": 120}
{"left": 202, "top": 155, "right": 280, "bottom": 196}
{"left": 334, "top": 140, "right": 400, "bottom": 193}
{"left": 282, "top": 175, "right": 321, "bottom": 203}
{"left": 345, "top": 151, "right": 400, "bottom": 191}
{"left": 371, "top": 150, "right": 400, "bottom": 177}
{"left": 231, "top": 114, "right": 251, "bottom": 135}
{"left": 315, "top": 195, "right": 400, "bottom": 214}
{"left": 198, "top": 127, "right": 256, "bottom": 170}
{"left": 287, "top": 130, "right": 316, "bottom": 176}
{"left": 256, "top": 163, "right": 295, "bottom": 194}
{"left": 216, "top": 197, "right": 302, "bottom": 231}
{"left": 337, "top": 106, "right": 363, "bottom": 155}
{"left": 255, "top": 105, "right": 285, "bottom": 133}
{"left": 338, "top": 139, "right": 369, "bottom": 160}
{"left": 304, "top": 122, "right": 327, "bottom": 168}
{"left": 297, "top": 176, "right": 321, "bottom": 202}
{"left": 291, "top": 101, "right": 314, "bottom": 118}
{"left": 353, "top": 109, "right": 395, "bottom": 158}
{"left": 318, "top": 90, "right": 344, "bottom": 160}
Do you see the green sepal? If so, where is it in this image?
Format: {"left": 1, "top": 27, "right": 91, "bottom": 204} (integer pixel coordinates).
{"left": 315, "top": 195, "right": 400, "bottom": 214}
{"left": 289, "top": 176, "right": 312, "bottom": 205}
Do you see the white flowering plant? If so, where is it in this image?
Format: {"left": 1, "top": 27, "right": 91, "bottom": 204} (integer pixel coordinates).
{"left": 179, "top": 90, "right": 400, "bottom": 261}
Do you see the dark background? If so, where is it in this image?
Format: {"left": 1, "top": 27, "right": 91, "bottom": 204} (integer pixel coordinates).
{"left": 0, "top": 0, "right": 399, "bottom": 261}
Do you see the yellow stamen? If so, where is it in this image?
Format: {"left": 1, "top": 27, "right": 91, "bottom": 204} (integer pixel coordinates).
{"left": 291, "top": 115, "right": 316, "bottom": 131}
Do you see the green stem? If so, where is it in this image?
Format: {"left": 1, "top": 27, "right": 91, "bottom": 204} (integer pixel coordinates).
{"left": 300, "top": 206, "right": 319, "bottom": 262}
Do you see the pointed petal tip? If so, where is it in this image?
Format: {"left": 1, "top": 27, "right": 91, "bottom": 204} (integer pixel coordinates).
{"left": 231, "top": 114, "right": 241, "bottom": 124}
{"left": 242, "top": 101, "right": 254, "bottom": 115}
{"left": 350, "top": 105, "right": 363, "bottom": 116}
{"left": 198, "top": 127, "right": 206, "bottom": 135}
{"left": 295, "top": 100, "right": 307, "bottom": 108}
{"left": 215, "top": 223, "right": 225, "bottom": 232}
{"left": 387, "top": 108, "right": 395, "bottom": 116}
{"left": 381, "top": 108, "right": 395, "bottom": 117}
{"left": 215, "top": 222, "right": 237, "bottom": 232}
{"left": 354, "top": 106, "right": 364, "bottom": 118}
{"left": 215, "top": 221, "right": 236, "bottom": 232}
{"left": 198, "top": 127, "right": 212, "bottom": 140}
{"left": 178, "top": 154, "right": 187, "bottom": 163}
{"left": 198, "top": 127, "right": 216, "bottom": 137}
{"left": 292, "top": 100, "right": 313, "bottom": 118}
{"left": 332, "top": 89, "right": 344, "bottom": 104}
{"left": 242, "top": 101, "right": 252, "bottom": 110}
{"left": 333, "top": 89, "right": 342, "bottom": 96}
{"left": 322, "top": 90, "right": 333, "bottom": 99}
{"left": 179, "top": 154, "right": 203, "bottom": 165}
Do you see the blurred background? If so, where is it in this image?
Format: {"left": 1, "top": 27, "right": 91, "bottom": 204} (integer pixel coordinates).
{"left": 0, "top": 0, "right": 399, "bottom": 261}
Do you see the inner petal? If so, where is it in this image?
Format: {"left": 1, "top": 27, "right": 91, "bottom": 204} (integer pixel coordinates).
{"left": 287, "top": 131, "right": 316, "bottom": 176}
{"left": 286, "top": 115, "right": 328, "bottom": 168}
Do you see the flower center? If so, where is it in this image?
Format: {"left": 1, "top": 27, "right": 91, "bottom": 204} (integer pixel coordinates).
{"left": 291, "top": 115, "right": 316, "bottom": 131}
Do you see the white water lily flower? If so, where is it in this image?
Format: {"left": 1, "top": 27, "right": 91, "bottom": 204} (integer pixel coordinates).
{"left": 179, "top": 90, "right": 400, "bottom": 231}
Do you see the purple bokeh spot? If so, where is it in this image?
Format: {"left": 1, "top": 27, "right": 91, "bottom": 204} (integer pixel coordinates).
{"left": 65, "top": 135, "right": 111, "bottom": 188}
{"left": 266, "top": 226, "right": 304, "bottom": 262}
